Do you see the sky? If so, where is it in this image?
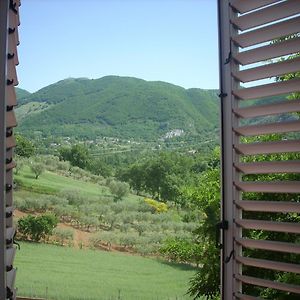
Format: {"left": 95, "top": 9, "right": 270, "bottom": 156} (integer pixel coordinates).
{"left": 17, "top": 0, "right": 219, "bottom": 93}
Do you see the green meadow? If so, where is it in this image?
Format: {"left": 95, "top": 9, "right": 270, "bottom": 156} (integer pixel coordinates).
{"left": 15, "top": 242, "right": 198, "bottom": 300}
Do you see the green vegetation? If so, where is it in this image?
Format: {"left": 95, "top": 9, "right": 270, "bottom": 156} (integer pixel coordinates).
{"left": 16, "top": 76, "right": 219, "bottom": 141}
{"left": 15, "top": 242, "right": 198, "bottom": 300}
{"left": 14, "top": 156, "right": 200, "bottom": 257}
{"left": 15, "top": 87, "right": 31, "bottom": 103}
{"left": 15, "top": 134, "right": 36, "bottom": 157}
{"left": 18, "top": 214, "right": 58, "bottom": 242}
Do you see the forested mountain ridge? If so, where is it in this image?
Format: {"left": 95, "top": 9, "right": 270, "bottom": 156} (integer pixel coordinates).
{"left": 16, "top": 76, "right": 219, "bottom": 140}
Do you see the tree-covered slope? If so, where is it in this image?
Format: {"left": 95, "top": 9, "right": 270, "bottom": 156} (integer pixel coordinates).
{"left": 16, "top": 76, "right": 219, "bottom": 140}
{"left": 15, "top": 87, "right": 31, "bottom": 104}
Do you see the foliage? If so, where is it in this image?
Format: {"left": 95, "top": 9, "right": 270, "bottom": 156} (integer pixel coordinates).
{"left": 16, "top": 76, "right": 219, "bottom": 140}
{"left": 52, "top": 227, "right": 74, "bottom": 245}
{"left": 59, "top": 144, "right": 90, "bottom": 169}
{"left": 184, "top": 166, "right": 221, "bottom": 299}
{"left": 18, "top": 214, "right": 58, "bottom": 242}
{"left": 108, "top": 180, "right": 129, "bottom": 201}
{"left": 30, "top": 162, "right": 45, "bottom": 179}
{"left": 15, "top": 134, "right": 35, "bottom": 157}
{"left": 160, "top": 238, "right": 202, "bottom": 265}
{"left": 144, "top": 198, "right": 168, "bottom": 213}
{"left": 14, "top": 156, "right": 25, "bottom": 174}
{"left": 119, "top": 152, "right": 194, "bottom": 203}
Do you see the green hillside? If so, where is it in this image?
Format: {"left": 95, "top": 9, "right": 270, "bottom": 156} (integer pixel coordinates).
{"left": 16, "top": 76, "right": 219, "bottom": 140}
{"left": 15, "top": 87, "right": 31, "bottom": 104}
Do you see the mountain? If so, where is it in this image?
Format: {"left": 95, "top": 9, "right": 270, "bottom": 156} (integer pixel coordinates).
{"left": 16, "top": 87, "right": 31, "bottom": 103}
{"left": 16, "top": 76, "right": 219, "bottom": 140}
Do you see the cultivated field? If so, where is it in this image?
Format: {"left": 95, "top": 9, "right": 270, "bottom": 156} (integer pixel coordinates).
{"left": 15, "top": 242, "right": 198, "bottom": 300}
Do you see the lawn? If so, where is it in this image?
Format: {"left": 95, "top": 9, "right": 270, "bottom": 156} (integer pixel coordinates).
{"left": 15, "top": 242, "right": 198, "bottom": 300}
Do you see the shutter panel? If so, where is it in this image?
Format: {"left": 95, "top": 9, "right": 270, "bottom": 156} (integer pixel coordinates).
{"left": 0, "top": 0, "right": 20, "bottom": 299}
{"left": 218, "top": 0, "right": 300, "bottom": 299}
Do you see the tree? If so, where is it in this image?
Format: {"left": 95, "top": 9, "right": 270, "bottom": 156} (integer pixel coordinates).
{"left": 15, "top": 134, "right": 35, "bottom": 157}
{"left": 59, "top": 144, "right": 90, "bottom": 169}
{"left": 18, "top": 214, "right": 58, "bottom": 242}
{"left": 108, "top": 180, "right": 130, "bottom": 201}
{"left": 30, "top": 162, "right": 45, "bottom": 179}
{"left": 184, "top": 167, "right": 221, "bottom": 299}
{"left": 14, "top": 156, "right": 25, "bottom": 175}
{"left": 87, "top": 158, "right": 112, "bottom": 177}
{"left": 118, "top": 163, "right": 145, "bottom": 194}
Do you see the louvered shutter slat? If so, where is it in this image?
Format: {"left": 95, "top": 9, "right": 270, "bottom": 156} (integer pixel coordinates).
{"left": 233, "top": 78, "right": 300, "bottom": 100}
{"left": 232, "top": 16, "right": 300, "bottom": 48}
{"left": 234, "top": 161, "right": 300, "bottom": 174}
{"left": 235, "top": 200, "right": 300, "bottom": 213}
{"left": 6, "top": 161, "right": 16, "bottom": 172}
{"left": 6, "top": 269, "right": 16, "bottom": 290}
{"left": 236, "top": 274, "right": 300, "bottom": 294}
{"left": 6, "top": 136, "right": 16, "bottom": 149}
{"left": 6, "top": 248, "right": 16, "bottom": 271}
{"left": 234, "top": 140, "right": 300, "bottom": 155}
{"left": 234, "top": 120, "right": 300, "bottom": 136}
{"left": 236, "top": 256, "right": 300, "bottom": 274}
{"left": 231, "top": 0, "right": 300, "bottom": 31}
{"left": 234, "top": 99, "right": 300, "bottom": 119}
{"left": 232, "top": 56, "right": 300, "bottom": 83}
{"left": 6, "top": 84, "right": 17, "bottom": 107}
{"left": 235, "top": 181, "right": 300, "bottom": 193}
{"left": 235, "top": 219, "right": 300, "bottom": 234}
{"left": 6, "top": 110, "right": 17, "bottom": 128}
{"left": 230, "top": 0, "right": 279, "bottom": 14}
{"left": 234, "top": 37, "right": 300, "bottom": 66}
{"left": 236, "top": 238, "right": 300, "bottom": 254}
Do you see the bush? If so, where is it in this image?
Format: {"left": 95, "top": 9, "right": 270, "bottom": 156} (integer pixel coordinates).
{"left": 89, "top": 231, "right": 119, "bottom": 249}
{"left": 60, "top": 189, "right": 85, "bottom": 206}
{"left": 53, "top": 227, "right": 74, "bottom": 245}
{"left": 144, "top": 198, "right": 168, "bottom": 213}
{"left": 108, "top": 181, "right": 130, "bottom": 201}
{"left": 30, "top": 162, "right": 45, "bottom": 179}
{"left": 14, "top": 197, "right": 51, "bottom": 212}
{"left": 18, "top": 213, "right": 58, "bottom": 242}
{"left": 119, "top": 232, "right": 138, "bottom": 248}
{"left": 56, "top": 160, "right": 71, "bottom": 172}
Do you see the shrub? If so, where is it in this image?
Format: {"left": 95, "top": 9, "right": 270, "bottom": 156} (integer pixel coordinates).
{"left": 89, "top": 231, "right": 119, "bottom": 249}
{"left": 18, "top": 213, "right": 58, "bottom": 242}
{"left": 108, "top": 181, "right": 130, "bottom": 201}
{"left": 144, "top": 198, "right": 168, "bottom": 213}
{"left": 119, "top": 232, "right": 138, "bottom": 248}
{"left": 14, "top": 197, "right": 51, "bottom": 212}
{"left": 53, "top": 227, "right": 74, "bottom": 245}
{"left": 30, "top": 162, "right": 45, "bottom": 179}
{"left": 133, "top": 222, "right": 148, "bottom": 236}
{"left": 56, "top": 160, "right": 71, "bottom": 172}
{"left": 60, "top": 189, "right": 85, "bottom": 206}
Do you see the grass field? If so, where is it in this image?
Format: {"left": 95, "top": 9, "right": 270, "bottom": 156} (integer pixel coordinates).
{"left": 14, "top": 166, "right": 141, "bottom": 204}
{"left": 15, "top": 242, "right": 198, "bottom": 300}
{"left": 15, "top": 167, "right": 106, "bottom": 197}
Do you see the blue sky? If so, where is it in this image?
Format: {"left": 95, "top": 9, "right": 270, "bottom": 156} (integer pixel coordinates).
{"left": 17, "top": 0, "right": 219, "bottom": 92}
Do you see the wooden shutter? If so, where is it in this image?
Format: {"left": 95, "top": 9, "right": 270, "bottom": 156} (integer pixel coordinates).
{"left": 218, "top": 1, "right": 300, "bottom": 299}
{"left": 0, "top": 0, "right": 20, "bottom": 299}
